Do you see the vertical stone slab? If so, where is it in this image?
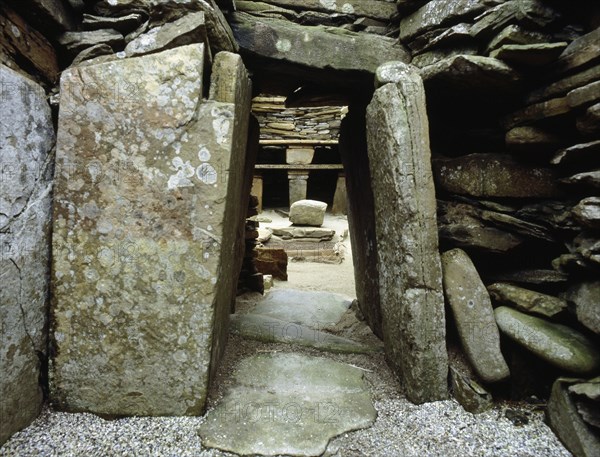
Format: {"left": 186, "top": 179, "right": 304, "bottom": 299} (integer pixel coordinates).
{"left": 50, "top": 44, "right": 248, "bottom": 416}
{"left": 339, "top": 105, "right": 382, "bottom": 338}
{"left": 207, "top": 51, "right": 253, "bottom": 382}
{"left": 366, "top": 63, "right": 448, "bottom": 403}
{"left": 0, "top": 65, "right": 54, "bottom": 444}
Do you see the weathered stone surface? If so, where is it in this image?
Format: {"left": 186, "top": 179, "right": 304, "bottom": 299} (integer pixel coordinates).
{"left": 51, "top": 44, "right": 251, "bottom": 416}
{"left": 441, "top": 249, "right": 510, "bottom": 383}
{"left": 505, "top": 126, "right": 560, "bottom": 153}
{"left": 230, "top": 12, "right": 410, "bottom": 75}
{"left": 289, "top": 199, "right": 327, "bottom": 226}
{"left": 486, "top": 24, "right": 550, "bottom": 53}
{"left": 14, "top": 0, "right": 77, "bottom": 33}
{"left": 339, "top": 104, "right": 382, "bottom": 339}
{"left": 58, "top": 29, "right": 124, "bottom": 56}
{"left": 488, "top": 283, "right": 567, "bottom": 318}
{"left": 504, "top": 96, "right": 571, "bottom": 129}
{"left": 548, "top": 378, "right": 600, "bottom": 457}
{"left": 489, "top": 269, "right": 569, "bottom": 286}
{"left": 230, "top": 314, "right": 377, "bottom": 353}
{"left": 0, "top": 3, "right": 59, "bottom": 85}
{"left": 412, "top": 46, "right": 479, "bottom": 68}
{"left": 244, "top": 0, "right": 398, "bottom": 21}
{"left": 567, "top": 80, "right": 600, "bottom": 109}
{"left": 367, "top": 63, "right": 448, "bottom": 403}
{"left": 561, "top": 170, "right": 600, "bottom": 189}
{"left": 490, "top": 42, "right": 567, "bottom": 66}
{"left": 0, "top": 65, "right": 54, "bottom": 445}
{"left": 400, "top": 0, "right": 494, "bottom": 42}
{"left": 94, "top": 0, "right": 238, "bottom": 53}
{"left": 125, "top": 12, "right": 208, "bottom": 57}
{"left": 554, "top": 27, "right": 600, "bottom": 76}
{"left": 577, "top": 102, "right": 600, "bottom": 136}
{"left": 70, "top": 44, "right": 113, "bottom": 67}
{"left": 551, "top": 140, "right": 600, "bottom": 167}
{"left": 527, "top": 64, "right": 600, "bottom": 105}
{"left": 255, "top": 247, "right": 288, "bottom": 280}
{"left": 432, "top": 153, "right": 561, "bottom": 198}
{"left": 82, "top": 13, "right": 145, "bottom": 33}
{"left": 271, "top": 226, "right": 335, "bottom": 240}
{"left": 495, "top": 307, "right": 600, "bottom": 374}
{"left": 251, "top": 288, "right": 352, "bottom": 327}
{"left": 420, "top": 55, "right": 522, "bottom": 98}
{"left": 409, "top": 23, "right": 473, "bottom": 55}
{"left": 565, "top": 282, "right": 600, "bottom": 335}
{"left": 470, "top": 0, "right": 558, "bottom": 40}
{"left": 573, "top": 197, "right": 600, "bottom": 230}
{"left": 198, "top": 353, "right": 377, "bottom": 456}
{"left": 450, "top": 367, "right": 493, "bottom": 414}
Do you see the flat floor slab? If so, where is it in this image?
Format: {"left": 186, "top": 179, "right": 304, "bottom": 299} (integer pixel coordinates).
{"left": 249, "top": 289, "right": 353, "bottom": 328}
{"left": 230, "top": 314, "right": 381, "bottom": 354}
{"left": 198, "top": 353, "right": 376, "bottom": 456}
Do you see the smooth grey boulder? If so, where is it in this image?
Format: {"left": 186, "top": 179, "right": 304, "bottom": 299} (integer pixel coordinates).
{"left": 495, "top": 307, "right": 600, "bottom": 375}
{"left": 441, "top": 249, "right": 510, "bottom": 383}
{"left": 289, "top": 200, "right": 327, "bottom": 226}
{"left": 0, "top": 65, "right": 55, "bottom": 445}
{"left": 487, "top": 283, "right": 567, "bottom": 318}
{"left": 548, "top": 378, "right": 600, "bottom": 457}
{"left": 230, "top": 12, "right": 410, "bottom": 75}
{"left": 51, "top": 44, "right": 252, "bottom": 416}
{"left": 366, "top": 62, "right": 448, "bottom": 403}
{"left": 565, "top": 282, "right": 600, "bottom": 335}
{"left": 198, "top": 353, "right": 376, "bottom": 456}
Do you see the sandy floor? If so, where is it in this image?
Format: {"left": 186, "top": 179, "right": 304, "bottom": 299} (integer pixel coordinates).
{"left": 259, "top": 209, "right": 357, "bottom": 297}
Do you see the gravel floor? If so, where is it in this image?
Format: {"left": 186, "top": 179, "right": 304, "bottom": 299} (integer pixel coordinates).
{"left": 0, "top": 215, "right": 572, "bottom": 456}
{"left": 1, "top": 333, "right": 571, "bottom": 457}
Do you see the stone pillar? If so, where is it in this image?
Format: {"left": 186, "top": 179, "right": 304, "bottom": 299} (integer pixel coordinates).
{"left": 366, "top": 62, "right": 448, "bottom": 403}
{"left": 331, "top": 172, "right": 347, "bottom": 215}
{"left": 251, "top": 173, "right": 263, "bottom": 213}
{"left": 51, "top": 44, "right": 251, "bottom": 416}
{"left": 0, "top": 65, "right": 55, "bottom": 445}
{"left": 288, "top": 171, "right": 309, "bottom": 207}
{"left": 339, "top": 105, "right": 382, "bottom": 338}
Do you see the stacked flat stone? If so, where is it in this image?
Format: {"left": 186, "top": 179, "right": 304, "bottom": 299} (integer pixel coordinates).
{"left": 252, "top": 95, "right": 347, "bottom": 141}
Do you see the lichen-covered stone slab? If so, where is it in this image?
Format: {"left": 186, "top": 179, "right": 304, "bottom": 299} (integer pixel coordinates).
{"left": 230, "top": 12, "right": 409, "bottom": 74}
{"left": 0, "top": 65, "right": 55, "bottom": 445}
{"left": 441, "top": 249, "right": 509, "bottom": 383}
{"left": 487, "top": 282, "right": 567, "bottom": 318}
{"left": 366, "top": 62, "right": 448, "bottom": 403}
{"left": 198, "top": 353, "right": 376, "bottom": 456}
{"left": 495, "top": 307, "right": 600, "bottom": 375}
{"left": 50, "top": 44, "right": 249, "bottom": 416}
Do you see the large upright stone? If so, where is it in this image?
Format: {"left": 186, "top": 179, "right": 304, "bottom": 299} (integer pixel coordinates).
{"left": 441, "top": 249, "right": 510, "bottom": 383}
{"left": 50, "top": 44, "right": 251, "bottom": 416}
{"left": 0, "top": 65, "right": 55, "bottom": 445}
{"left": 366, "top": 62, "right": 448, "bottom": 403}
